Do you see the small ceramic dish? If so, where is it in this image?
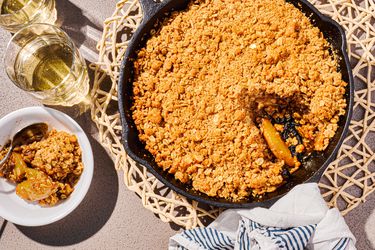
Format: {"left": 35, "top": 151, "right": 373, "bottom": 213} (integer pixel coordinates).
{"left": 0, "top": 106, "right": 94, "bottom": 226}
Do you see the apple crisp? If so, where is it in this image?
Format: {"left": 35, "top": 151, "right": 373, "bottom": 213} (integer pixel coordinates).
{"left": 0, "top": 129, "right": 83, "bottom": 206}
{"left": 132, "top": 0, "right": 347, "bottom": 200}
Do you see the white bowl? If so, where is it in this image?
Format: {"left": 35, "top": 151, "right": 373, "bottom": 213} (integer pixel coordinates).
{"left": 0, "top": 106, "right": 94, "bottom": 226}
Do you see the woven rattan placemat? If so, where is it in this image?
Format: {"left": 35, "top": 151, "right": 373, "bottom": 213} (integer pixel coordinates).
{"left": 90, "top": 0, "right": 375, "bottom": 229}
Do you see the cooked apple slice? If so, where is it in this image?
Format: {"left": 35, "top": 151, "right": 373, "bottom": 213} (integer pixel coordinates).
{"left": 261, "top": 118, "right": 300, "bottom": 167}
{"left": 16, "top": 168, "right": 57, "bottom": 202}
{"left": 12, "top": 153, "right": 27, "bottom": 181}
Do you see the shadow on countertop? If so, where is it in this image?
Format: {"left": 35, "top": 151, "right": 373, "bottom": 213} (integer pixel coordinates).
{"left": 16, "top": 134, "right": 119, "bottom": 246}
{"left": 0, "top": 220, "right": 7, "bottom": 239}
{"left": 55, "top": 0, "right": 101, "bottom": 49}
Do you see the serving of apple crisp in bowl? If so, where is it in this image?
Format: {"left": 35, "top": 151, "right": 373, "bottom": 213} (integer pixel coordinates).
{"left": 118, "top": 0, "right": 353, "bottom": 207}
{"left": 0, "top": 129, "right": 83, "bottom": 206}
{"left": 0, "top": 107, "right": 93, "bottom": 226}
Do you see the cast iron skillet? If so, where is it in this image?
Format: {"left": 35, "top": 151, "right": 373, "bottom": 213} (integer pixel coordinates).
{"left": 118, "top": 0, "right": 354, "bottom": 208}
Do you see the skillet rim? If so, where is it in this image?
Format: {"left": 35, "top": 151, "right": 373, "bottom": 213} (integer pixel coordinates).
{"left": 117, "top": 0, "right": 354, "bottom": 208}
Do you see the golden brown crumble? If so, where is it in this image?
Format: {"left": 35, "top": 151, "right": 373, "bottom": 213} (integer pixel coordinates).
{"left": 132, "top": 0, "right": 347, "bottom": 200}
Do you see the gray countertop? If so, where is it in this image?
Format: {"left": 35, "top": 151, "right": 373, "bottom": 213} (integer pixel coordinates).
{"left": 0, "top": 0, "right": 374, "bottom": 249}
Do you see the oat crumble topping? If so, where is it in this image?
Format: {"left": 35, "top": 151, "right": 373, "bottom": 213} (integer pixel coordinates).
{"left": 132, "top": 0, "right": 347, "bottom": 200}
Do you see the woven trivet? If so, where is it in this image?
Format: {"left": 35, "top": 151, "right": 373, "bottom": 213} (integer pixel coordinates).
{"left": 90, "top": 0, "right": 375, "bottom": 229}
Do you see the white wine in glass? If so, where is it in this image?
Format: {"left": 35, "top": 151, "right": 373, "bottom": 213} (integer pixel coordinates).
{"left": 0, "top": 0, "right": 56, "bottom": 32}
{"left": 5, "top": 24, "right": 90, "bottom": 106}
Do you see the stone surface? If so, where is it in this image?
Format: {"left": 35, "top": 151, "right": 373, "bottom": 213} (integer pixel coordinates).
{"left": 345, "top": 191, "right": 375, "bottom": 250}
{"left": 0, "top": 0, "right": 373, "bottom": 249}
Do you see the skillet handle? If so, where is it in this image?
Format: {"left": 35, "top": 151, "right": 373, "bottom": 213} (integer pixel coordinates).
{"left": 139, "top": 0, "right": 163, "bottom": 23}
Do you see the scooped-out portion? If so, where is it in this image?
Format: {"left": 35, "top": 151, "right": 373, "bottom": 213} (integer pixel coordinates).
{"left": 131, "top": 0, "right": 347, "bottom": 200}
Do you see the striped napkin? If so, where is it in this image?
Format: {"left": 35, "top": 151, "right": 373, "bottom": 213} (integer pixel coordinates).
{"left": 169, "top": 183, "right": 356, "bottom": 250}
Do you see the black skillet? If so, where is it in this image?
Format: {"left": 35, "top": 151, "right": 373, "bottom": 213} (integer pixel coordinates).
{"left": 118, "top": 0, "right": 354, "bottom": 208}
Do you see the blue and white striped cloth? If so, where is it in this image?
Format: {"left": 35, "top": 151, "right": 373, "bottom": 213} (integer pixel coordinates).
{"left": 169, "top": 184, "right": 356, "bottom": 250}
